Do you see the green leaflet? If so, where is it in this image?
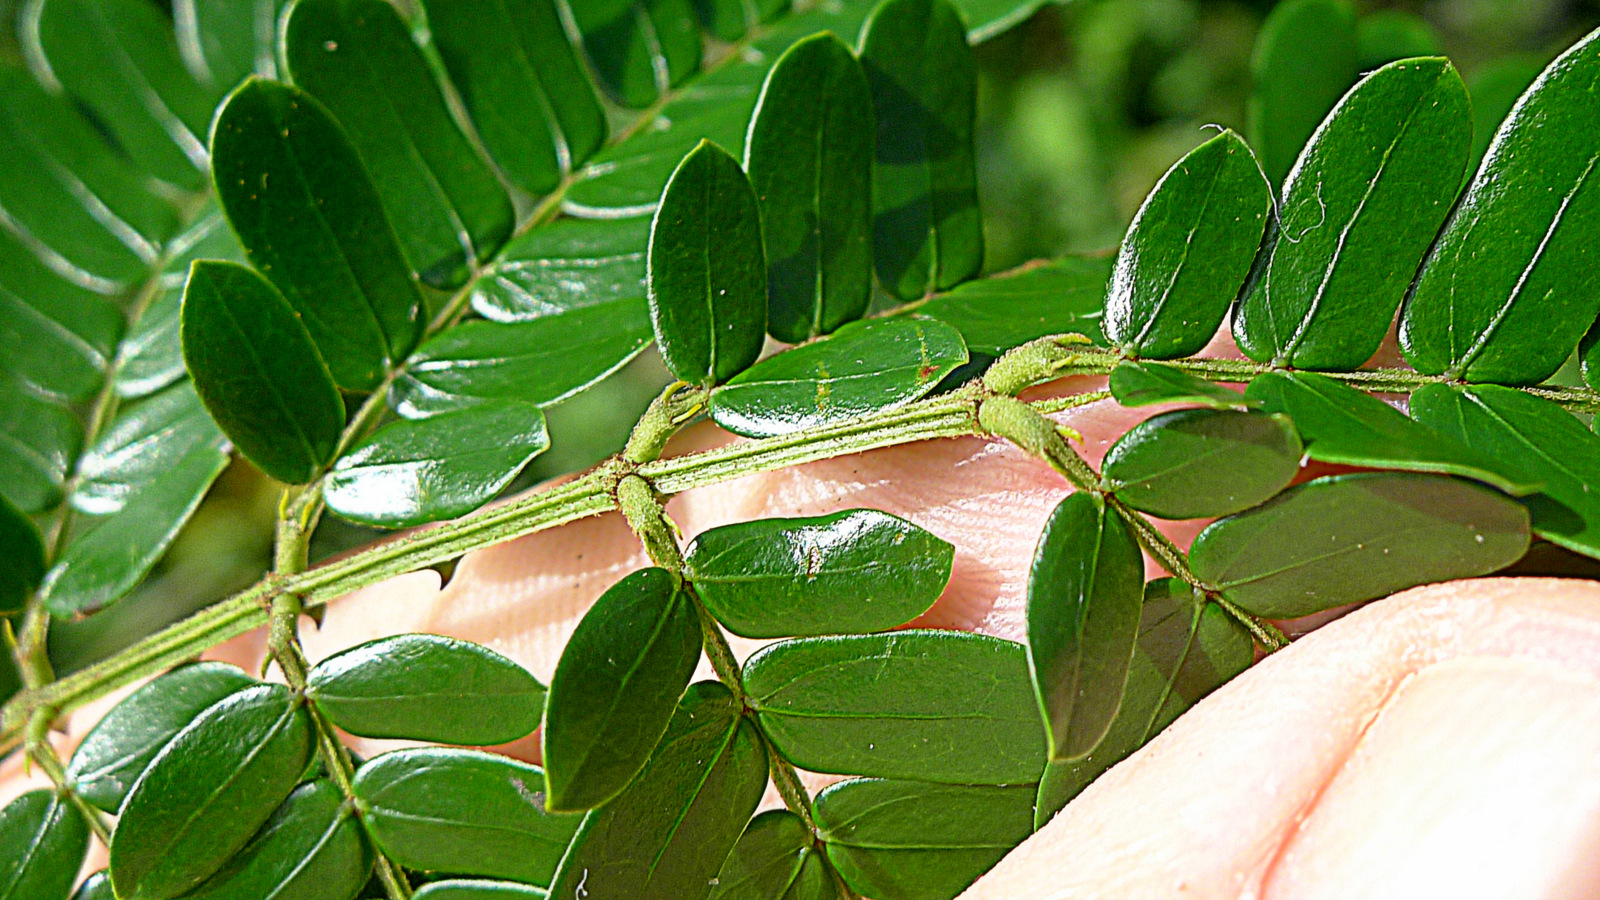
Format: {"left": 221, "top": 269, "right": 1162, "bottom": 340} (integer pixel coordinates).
{"left": 0, "top": 69, "right": 177, "bottom": 288}
{"left": 283, "top": 0, "right": 515, "bottom": 288}
{"left": 181, "top": 780, "right": 371, "bottom": 900}
{"left": 1411, "top": 384, "right": 1600, "bottom": 561}
{"left": 24, "top": 0, "right": 213, "bottom": 190}
{"left": 913, "top": 256, "right": 1111, "bottom": 355}
{"left": 354, "top": 748, "right": 582, "bottom": 885}
{"left": 746, "top": 31, "right": 874, "bottom": 343}
{"left": 543, "top": 567, "right": 702, "bottom": 812}
{"left": 1189, "top": 473, "right": 1530, "bottom": 619}
{"left": 572, "top": 0, "right": 702, "bottom": 109}
{"left": 40, "top": 382, "right": 230, "bottom": 616}
{"left": 110, "top": 683, "right": 314, "bottom": 900}
{"left": 1466, "top": 55, "right": 1544, "bottom": 172}
{"left": 1235, "top": 57, "right": 1471, "bottom": 372}
{"left": 0, "top": 790, "right": 88, "bottom": 900}
{"left": 72, "top": 871, "right": 114, "bottom": 900}
{"left": 1400, "top": 26, "right": 1600, "bottom": 385}
{"left": 1103, "top": 130, "right": 1270, "bottom": 361}
{"left": 67, "top": 661, "right": 256, "bottom": 812}
{"left": 391, "top": 307, "right": 653, "bottom": 418}
{"left": 0, "top": 225, "right": 122, "bottom": 404}
{"left": 860, "top": 0, "right": 983, "bottom": 300}
{"left": 549, "top": 682, "right": 769, "bottom": 900}
{"left": 308, "top": 634, "right": 546, "bottom": 745}
{"left": 181, "top": 260, "right": 345, "bottom": 485}
{"left": 1026, "top": 492, "right": 1144, "bottom": 762}
{"left": 0, "top": 386, "right": 78, "bottom": 514}
{"left": 0, "top": 495, "right": 43, "bottom": 615}
{"left": 709, "top": 318, "right": 968, "bottom": 438}
{"left": 211, "top": 78, "right": 423, "bottom": 391}
{"left": 685, "top": 509, "right": 954, "bottom": 638}
{"left": 422, "top": 0, "right": 608, "bottom": 196}
{"left": 323, "top": 401, "right": 550, "bottom": 528}
{"left": 174, "top": 0, "right": 287, "bottom": 94}
{"left": 1035, "top": 578, "right": 1252, "bottom": 828}
{"left": 414, "top": 882, "right": 549, "bottom": 900}
{"left": 1245, "top": 371, "right": 1532, "bottom": 495}
{"left": 468, "top": 217, "right": 649, "bottom": 324}
{"left": 1103, "top": 409, "right": 1302, "bottom": 520}
{"left": 744, "top": 630, "right": 1047, "bottom": 784}
{"left": 116, "top": 207, "right": 249, "bottom": 400}
{"left": 649, "top": 139, "right": 767, "bottom": 385}
{"left": 710, "top": 810, "right": 837, "bottom": 900}
{"left": 1107, "top": 362, "right": 1255, "bottom": 411}
{"left": 693, "top": 0, "right": 788, "bottom": 41}
{"left": 1248, "top": 0, "right": 1358, "bottom": 187}
{"left": 1355, "top": 10, "right": 1440, "bottom": 70}
{"left": 815, "top": 780, "right": 1034, "bottom": 900}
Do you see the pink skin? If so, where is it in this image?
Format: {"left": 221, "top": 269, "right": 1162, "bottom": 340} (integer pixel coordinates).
{"left": 7, "top": 328, "right": 1596, "bottom": 894}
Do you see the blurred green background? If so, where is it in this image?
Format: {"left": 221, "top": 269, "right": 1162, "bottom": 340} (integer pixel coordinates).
{"left": 31, "top": 0, "right": 1600, "bottom": 675}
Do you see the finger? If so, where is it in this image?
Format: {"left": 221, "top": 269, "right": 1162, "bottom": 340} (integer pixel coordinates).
{"left": 959, "top": 576, "right": 1600, "bottom": 899}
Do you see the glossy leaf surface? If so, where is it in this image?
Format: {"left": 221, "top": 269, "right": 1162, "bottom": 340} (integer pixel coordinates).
{"left": 111, "top": 684, "right": 314, "bottom": 899}
{"left": 746, "top": 32, "right": 874, "bottom": 342}
{"left": 1035, "top": 578, "right": 1252, "bottom": 827}
{"left": 1245, "top": 371, "right": 1530, "bottom": 494}
{"left": 324, "top": 401, "right": 549, "bottom": 528}
{"left": 710, "top": 810, "right": 836, "bottom": 900}
{"left": 1236, "top": 58, "right": 1471, "bottom": 371}
{"left": 1026, "top": 492, "right": 1144, "bottom": 762}
{"left": 1248, "top": 0, "right": 1358, "bottom": 186}
{"left": 1189, "top": 473, "right": 1530, "bottom": 618}
{"left": 182, "top": 780, "right": 371, "bottom": 900}
{"left": 745, "top": 630, "right": 1047, "bottom": 784}
{"left": 1107, "top": 362, "right": 1253, "bottom": 410}
{"left": 284, "top": 0, "right": 515, "bottom": 287}
{"left": 543, "top": 567, "right": 702, "bottom": 812}
{"left": 1104, "top": 130, "right": 1270, "bottom": 360}
{"left": 913, "top": 256, "right": 1111, "bottom": 354}
{"left": 860, "top": 0, "right": 983, "bottom": 300}
{"left": 413, "top": 882, "right": 549, "bottom": 900}
{"left": 67, "top": 661, "right": 256, "bottom": 813}
{"left": 549, "top": 682, "right": 768, "bottom": 900}
{"left": 181, "top": 260, "right": 344, "bottom": 485}
{"left": 1411, "top": 384, "right": 1600, "bottom": 560}
{"left": 710, "top": 318, "right": 968, "bottom": 438}
{"left": 686, "top": 509, "right": 954, "bottom": 638}
{"left": 39, "top": 383, "right": 230, "bottom": 615}
{"left": 573, "top": 0, "right": 702, "bottom": 108}
{"left": 211, "top": 78, "right": 423, "bottom": 390}
{"left": 308, "top": 634, "right": 546, "bottom": 744}
{"left": 174, "top": 0, "right": 286, "bottom": 93}
{"left": 0, "top": 790, "right": 87, "bottom": 900}
{"left": 1103, "top": 409, "right": 1302, "bottom": 519}
{"left": 392, "top": 309, "right": 652, "bottom": 418}
{"left": 355, "top": 748, "right": 581, "bottom": 885}
{"left": 0, "top": 496, "right": 43, "bottom": 615}
{"left": 0, "top": 223, "right": 122, "bottom": 407}
{"left": 1400, "top": 27, "right": 1600, "bottom": 384}
{"left": 469, "top": 218, "right": 648, "bottom": 324}
{"left": 649, "top": 140, "right": 767, "bottom": 384}
{"left": 815, "top": 779, "right": 1033, "bottom": 900}
{"left": 26, "top": 0, "right": 212, "bottom": 189}
{"left": 0, "top": 387, "right": 78, "bottom": 514}
{"left": 422, "top": 0, "right": 607, "bottom": 194}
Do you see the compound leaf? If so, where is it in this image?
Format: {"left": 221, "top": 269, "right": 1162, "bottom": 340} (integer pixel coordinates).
{"left": 710, "top": 810, "right": 836, "bottom": 900}
{"left": 913, "top": 256, "right": 1111, "bottom": 355}
{"left": 180, "top": 780, "right": 371, "bottom": 900}
{"left": 710, "top": 318, "right": 967, "bottom": 438}
{"left": 744, "top": 630, "right": 1047, "bottom": 784}
{"left": 543, "top": 567, "right": 702, "bottom": 812}
{"left": 181, "top": 260, "right": 344, "bottom": 485}
{"left": 323, "top": 401, "right": 549, "bottom": 528}
{"left": 1189, "top": 473, "right": 1530, "bottom": 619}
{"left": 354, "top": 748, "right": 581, "bottom": 885}
{"left": 1026, "top": 492, "right": 1144, "bottom": 762}
{"left": 685, "top": 508, "right": 954, "bottom": 638}
{"left": 307, "top": 633, "right": 546, "bottom": 745}
{"left": 1105, "top": 130, "right": 1270, "bottom": 361}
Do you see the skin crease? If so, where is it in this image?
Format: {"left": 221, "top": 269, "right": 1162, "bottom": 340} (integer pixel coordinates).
{"left": 5, "top": 332, "right": 1597, "bottom": 895}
